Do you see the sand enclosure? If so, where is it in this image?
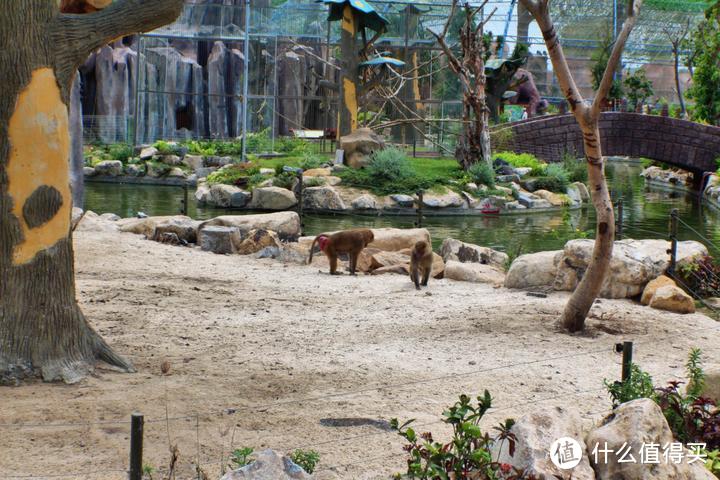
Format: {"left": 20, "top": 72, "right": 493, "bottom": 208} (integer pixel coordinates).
{"left": 2, "top": 229, "right": 719, "bottom": 479}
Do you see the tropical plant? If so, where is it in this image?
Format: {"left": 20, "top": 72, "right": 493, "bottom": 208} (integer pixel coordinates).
{"left": 677, "top": 255, "right": 720, "bottom": 298}
{"left": 604, "top": 363, "right": 656, "bottom": 407}
{"left": 391, "top": 392, "right": 522, "bottom": 479}
{"left": 206, "top": 163, "right": 261, "bottom": 186}
{"left": 494, "top": 151, "right": 546, "bottom": 175}
{"left": 289, "top": 449, "right": 320, "bottom": 474}
{"left": 686, "top": 2, "right": 720, "bottom": 125}
{"left": 623, "top": 68, "right": 655, "bottom": 111}
{"left": 468, "top": 162, "right": 496, "bottom": 188}
{"left": 230, "top": 447, "right": 254, "bottom": 468}
{"left": 108, "top": 143, "right": 134, "bottom": 162}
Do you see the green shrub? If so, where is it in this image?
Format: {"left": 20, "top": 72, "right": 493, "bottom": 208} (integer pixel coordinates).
{"left": 304, "top": 177, "right": 325, "bottom": 187}
{"left": 495, "top": 151, "right": 546, "bottom": 175}
{"left": 289, "top": 450, "right": 320, "bottom": 474}
{"left": 467, "top": 162, "right": 495, "bottom": 188}
{"left": 108, "top": 143, "right": 134, "bottom": 163}
{"left": 272, "top": 171, "right": 296, "bottom": 190}
{"left": 183, "top": 140, "right": 217, "bottom": 156}
{"left": 299, "top": 154, "right": 324, "bottom": 171}
{"left": 391, "top": 392, "right": 518, "bottom": 479}
{"left": 244, "top": 128, "right": 273, "bottom": 153}
{"left": 276, "top": 136, "right": 312, "bottom": 156}
{"left": 532, "top": 164, "right": 570, "bottom": 192}
{"left": 562, "top": 155, "right": 587, "bottom": 183}
{"left": 367, "top": 147, "right": 414, "bottom": 183}
{"left": 206, "top": 163, "right": 260, "bottom": 186}
{"left": 213, "top": 140, "right": 243, "bottom": 156}
{"left": 230, "top": 447, "right": 254, "bottom": 468}
{"left": 153, "top": 140, "right": 180, "bottom": 155}
{"left": 604, "top": 364, "right": 655, "bottom": 408}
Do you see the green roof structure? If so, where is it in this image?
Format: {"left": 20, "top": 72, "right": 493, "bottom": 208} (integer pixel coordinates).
{"left": 319, "top": 0, "right": 389, "bottom": 33}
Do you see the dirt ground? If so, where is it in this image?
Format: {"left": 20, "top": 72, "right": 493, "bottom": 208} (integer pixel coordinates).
{"left": 2, "top": 229, "right": 719, "bottom": 480}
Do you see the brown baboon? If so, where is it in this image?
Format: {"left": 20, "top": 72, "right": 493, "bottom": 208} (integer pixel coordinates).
{"left": 410, "top": 240, "right": 433, "bottom": 290}
{"left": 308, "top": 229, "right": 374, "bottom": 275}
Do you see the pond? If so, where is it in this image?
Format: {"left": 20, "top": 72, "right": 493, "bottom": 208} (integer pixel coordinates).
{"left": 84, "top": 161, "right": 720, "bottom": 256}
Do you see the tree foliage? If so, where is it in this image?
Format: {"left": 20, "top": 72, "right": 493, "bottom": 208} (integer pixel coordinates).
{"left": 686, "top": 1, "right": 720, "bottom": 125}
{"left": 591, "top": 31, "right": 624, "bottom": 101}
{"left": 623, "top": 68, "right": 655, "bottom": 110}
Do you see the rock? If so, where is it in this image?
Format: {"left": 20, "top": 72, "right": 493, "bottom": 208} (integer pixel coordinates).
{"left": 75, "top": 210, "right": 120, "bottom": 233}
{"left": 236, "top": 229, "right": 281, "bottom": 255}
{"left": 505, "top": 201, "right": 526, "bottom": 210}
{"left": 230, "top": 190, "right": 251, "bottom": 208}
{"left": 517, "top": 191, "right": 552, "bottom": 209}
{"left": 422, "top": 190, "right": 464, "bottom": 209}
{"left": 444, "top": 261, "right": 505, "bottom": 285}
{"left": 698, "top": 367, "right": 720, "bottom": 404}
{"left": 555, "top": 239, "right": 708, "bottom": 298}
{"left": 566, "top": 183, "right": 583, "bottom": 205}
{"left": 369, "top": 228, "right": 430, "bottom": 252}
{"left": 351, "top": 194, "right": 379, "bottom": 210}
{"left": 303, "top": 186, "right": 346, "bottom": 211}
{"left": 198, "top": 226, "right": 242, "bottom": 254}
{"left": 167, "top": 167, "right": 186, "bottom": 178}
{"left": 146, "top": 162, "right": 170, "bottom": 178}
{"left": 649, "top": 285, "right": 696, "bottom": 314}
{"left": 460, "top": 191, "right": 480, "bottom": 208}
{"left": 259, "top": 168, "right": 275, "bottom": 175}
{"left": 250, "top": 187, "right": 298, "bottom": 210}
{"left": 220, "top": 449, "right": 311, "bottom": 480}
{"left": 94, "top": 160, "right": 123, "bottom": 176}
{"left": 303, "top": 168, "right": 332, "bottom": 177}
{"left": 390, "top": 194, "right": 415, "bottom": 208}
{"left": 572, "top": 181, "right": 590, "bottom": 201}
{"left": 495, "top": 185, "right": 513, "bottom": 195}
{"left": 641, "top": 275, "right": 676, "bottom": 305}
{"left": 71, "top": 207, "right": 85, "bottom": 230}
{"left": 505, "top": 251, "right": 562, "bottom": 289}
{"left": 205, "top": 155, "right": 233, "bottom": 167}
{"left": 161, "top": 154, "right": 182, "bottom": 166}
{"left": 139, "top": 146, "right": 158, "bottom": 159}
{"left": 195, "top": 184, "right": 211, "bottom": 204}
{"left": 83, "top": 166, "right": 97, "bottom": 177}
{"left": 440, "top": 238, "right": 508, "bottom": 270}
{"left": 370, "top": 265, "right": 409, "bottom": 276}
{"left": 324, "top": 176, "right": 342, "bottom": 186}
{"left": 117, "top": 215, "right": 195, "bottom": 238}
{"left": 586, "top": 398, "right": 716, "bottom": 480}
{"left": 368, "top": 251, "right": 410, "bottom": 270}
{"left": 210, "top": 184, "right": 246, "bottom": 208}
{"left": 200, "top": 212, "right": 301, "bottom": 241}
{"left": 151, "top": 217, "right": 201, "bottom": 244}
{"left": 513, "top": 167, "right": 532, "bottom": 177}
{"left": 99, "top": 213, "right": 121, "bottom": 222}
{"left": 183, "top": 154, "right": 204, "bottom": 171}
{"left": 340, "top": 128, "right": 386, "bottom": 169}
{"left": 497, "top": 174, "right": 521, "bottom": 183}
{"left": 492, "top": 406, "right": 595, "bottom": 480}
{"left": 125, "top": 164, "right": 144, "bottom": 177}
{"left": 534, "top": 189, "right": 568, "bottom": 207}
{"left": 195, "top": 166, "right": 217, "bottom": 179}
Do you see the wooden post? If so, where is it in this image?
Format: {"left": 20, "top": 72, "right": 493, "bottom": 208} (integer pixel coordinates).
{"left": 415, "top": 190, "right": 424, "bottom": 228}
{"left": 337, "top": 4, "right": 359, "bottom": 138}
{"left": 129, "top": 413, "right": 144, "bottom": 480}
{"left": 621, "top": 341, "right": 633, "bottom": 383}
{"left": 669, "top": 208, "right": 679, "bottom": 276}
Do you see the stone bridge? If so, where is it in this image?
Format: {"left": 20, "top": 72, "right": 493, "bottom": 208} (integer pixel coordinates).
{"left": 491, "top": 112, "right": 720, "bottom": 178}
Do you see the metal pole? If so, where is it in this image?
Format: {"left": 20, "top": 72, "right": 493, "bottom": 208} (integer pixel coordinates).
{"left": 621, "top": 341, "right": 633, "bottom": 383}
{"left": 501, "top": 0, "right": 518, "bottom": 59}
{"left": 669, "top": 208, "right": 679, "bottom": 276}
{"left": 240, "top": 0, "right": 251, "bottom": 162}
{"left": 616, "top": 197, "right": 623, "bottom": 240}
{"left": 129, "top": 413, "right": 144, "bottom": 480}
{"left": 415, "top": 190, "right": 424, "bottom": 228}
{"left": 132, "top": 35, "right": 143, "bottom": 148}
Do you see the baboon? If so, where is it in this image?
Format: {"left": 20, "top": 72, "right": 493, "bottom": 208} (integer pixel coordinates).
{"left": 410, "top": 240, "right": 433, "bottom": 290}
{"left": 308, "top": 229, "right": 374, "bottom": 275}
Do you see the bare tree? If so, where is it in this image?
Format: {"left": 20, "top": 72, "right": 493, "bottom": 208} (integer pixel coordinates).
{"left": 0, "top": 0, "right": 184, "bottom": 384}
{"left": 664, "top": 19, "right": 692, "bottom": 119}
{"left": 518, "top": 0, "right": 643, "bottom": 332}
{"left": 429, "top": 0, "right": 496, "bottom": 169}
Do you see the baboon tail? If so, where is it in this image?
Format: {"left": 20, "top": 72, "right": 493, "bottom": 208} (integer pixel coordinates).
{"left": 308, "top": 236, "right": 320, "bottom": 265}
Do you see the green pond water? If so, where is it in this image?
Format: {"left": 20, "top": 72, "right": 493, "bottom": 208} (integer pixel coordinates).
{"left": 84, "top": 161, "right": 720, "bottom": 256}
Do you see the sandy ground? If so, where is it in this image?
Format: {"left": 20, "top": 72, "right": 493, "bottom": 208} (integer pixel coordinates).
{"left": 2, "top": 229, "right": 719, "bottom": 480}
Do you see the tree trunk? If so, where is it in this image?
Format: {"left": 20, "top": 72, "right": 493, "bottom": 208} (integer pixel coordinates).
{"left": 0, "top": 0, "right": 184, "bottom": 384}
{"left": 337, "top": 4, "right": 360, "bottom": 138}
{"left": 673, "top": 44, "right": 687, "bottom": 119}
{"left": 520, "top": 0, "right": 641, "bottom": 332}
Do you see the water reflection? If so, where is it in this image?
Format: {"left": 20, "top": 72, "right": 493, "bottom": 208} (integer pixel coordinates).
{"left": 84, "top": 161, "right": 720, "bottom": 255}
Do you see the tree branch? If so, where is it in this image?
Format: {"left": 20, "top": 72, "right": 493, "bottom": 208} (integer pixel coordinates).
{"left": 592, "top": 0, "right": 643, "bottom": 115}
{"left": 52, "top": 0, "right": 184, "bottom": 83}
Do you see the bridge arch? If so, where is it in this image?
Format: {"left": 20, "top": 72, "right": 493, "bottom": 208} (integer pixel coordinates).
{"left": 491, "top": 112, "right": 720, "bottom": 175}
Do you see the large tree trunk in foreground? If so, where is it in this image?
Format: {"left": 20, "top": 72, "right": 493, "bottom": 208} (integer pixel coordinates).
{"left": 519, "top": 0, "right": 642, "bottom": 332}
{"left": 0, "top": 0, "right": 184, "bottom": 384}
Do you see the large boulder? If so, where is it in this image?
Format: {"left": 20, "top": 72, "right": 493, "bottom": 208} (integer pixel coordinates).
{"left": 640, "top": 275, "right": 676, "bottom": 305}
{"left": 422, "top": 190, "right": 464, "bottom": 209}
{"left": 210, "top": 184, "right": 246, "bottom": 208}
{"left": 250, "top": 187, "right": 298, "bottom": 210}
{"left": 303, "top": 168, "right": 332, "bottom": 177}
{"left": 117, "top": 215, "right": 195, "bottom": 238}
{"left": 303, "top": 186, "right": 346, "bottom": 211}
{"left": 444, "top": 261, "right": 505, "bottom": 285}
{"left": 198, "top": 226, "right": 242, "bottom": 254}
{"left": 440, "top": 238, "right": 508, "bottom": 270}
{"left": 369, "top": 228, "right": 430, "bottom": 252}
{"left": 586, "top": 398, "right": 716, "bottom": 480}
{"left": 571, "top": 182, "right": 590, "bottom": 201}
{"left": 340, "top": 127, "right": 386, "bottom": 169}
{"left": 517, "top": 191, "right": 551, "bottom": 209}
{"left": 368, "top": 250, "right": 410, "bottom": 270}
{"left": 74, "top": 210, "right": 120, "bottom": 233}
{"left": 649, "top": 285, "right": 696, "bottom": 314}
{"left": 390, "top": 194, "right": 415, "bottom": 208}
{"left": 200, "top": 212, "right": 301, "bottom": 241}
{"left": 195, "top": 184, "right": 211, "bottom": 205}
{"left": 534, "top": 189, "right": 568, "bottom": 207}
{"left": 183, "top": 154, "right": 204, "bottom": 171}
{"left": 505, "top": 250, "right": 562, "bottom": 290}
{"left": 492, "top": 406, "right": 595, "bottom": 480}
{"left": 151, "top": 217, "right": 201, "bottom": 244}
{"left": 236, "top": 229, "right": 281, "bottom": 255}
{"left": 699, "top": 367, "right": 720, "bottom": 404}
{"left": 139, "top": 146, "right": 158, "bottom": 160}
{"left": 351, "top": 193, "right": 379, "bottom": 210}
{"left": 94, "top": 160, "right": 123, "bottom": 176}
{"left": 554, "top": 239, "right": 707, "bottom": 298}
{"left": 220, "top": 449, "right": 311, "bottom": 480}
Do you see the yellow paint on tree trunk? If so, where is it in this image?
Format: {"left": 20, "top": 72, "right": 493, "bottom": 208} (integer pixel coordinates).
{"left": 411, "top": 51, "right": 423, "bottom": 114}
{"left": 7, "top": 68, "right": 71, "bottom": 266}
{"left": 341, "top": 4, "right": 356, "bottom": 35}
{"left": 343, "top": 77, "right": 358, "bottom": 132}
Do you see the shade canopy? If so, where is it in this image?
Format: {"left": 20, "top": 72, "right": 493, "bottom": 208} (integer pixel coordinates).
{"left": 359, "top": 56, "right": 406, "bottom": 68}
{"left": 319, "top": 0, "right": 389, "bottom": 33}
